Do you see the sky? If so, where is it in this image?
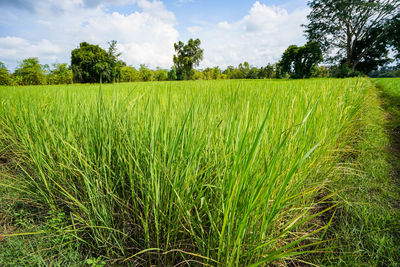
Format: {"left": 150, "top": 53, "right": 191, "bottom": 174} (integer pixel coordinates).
{"left": 0, "top": 0, "right": 310, "bottom": 70}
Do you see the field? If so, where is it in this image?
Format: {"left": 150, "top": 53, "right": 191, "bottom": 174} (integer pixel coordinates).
{"left": 0, "top": 78, "right": 399, "bottom": 266}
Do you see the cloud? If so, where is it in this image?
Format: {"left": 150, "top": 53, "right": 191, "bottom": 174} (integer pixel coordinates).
{"left": 218, "top": 21, "right": 232, "bottom": 30}
{"left": 0, "top": 0, "right": 178, "bottom": 69}
{"left": 193, "top": 1, "right": 309, "bottom": 68}
{"left": 0, "top": 0, "right": 35, "bottom": 11}
{"left": 0, "top": 37, "right": 61, "bottom": 63}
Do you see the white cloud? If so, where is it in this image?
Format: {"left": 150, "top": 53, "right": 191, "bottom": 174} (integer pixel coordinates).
{"left": 0, "top": 37, "right": 61, "bottom": 63}
{"left": 218, "top": 21, "right": 232, "bottom": 30}
{"left": 195, "top": 1, "right": 309, "bottom": 68}
{"left": 0, "top": 0, "right": 178, "bottom": 69}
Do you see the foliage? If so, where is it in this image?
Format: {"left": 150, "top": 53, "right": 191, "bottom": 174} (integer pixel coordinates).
{"left": 330, "top": 64, "right": 365, "bottom": 78}
{"left": 120, "top": 66, "right": 139, "bottom": 82}
{"left": 107, "top": 40, "right": 125, "bottom": 82}
{"left": 279, "top": 42, "right": 323, "bottom": 78}
{"left": 222, "top": 63, "right": 280, "bottom": 79}
{"left": 202, "top": 67, "right": 222, "bottom": 80}
{"left": 0, "top": 184, "right": 82, "bottom": 265}
{"left": 138, "top": 64, "right": 153, "bottom": 81}
{"left": 343, "top": 26, "right": 391, "bottom": 74}
{"left": 173, "top": 38, "right": 204, "bottom": 80}
{"left": 85, "top": 257, "right": 106, "bottom": 267}
{"left": 71, "top": 41, "right": 125, "bottom": 83}
{"left": 387, "top": 13, "right": 400, "bottom": 62}
{"left": 369, "top": 66, "right": 400, "bottom": 78}
{"left": 168, "top": 66, "right": 177, "bottom": 81}
{"left": 71, "top": 42, "right": 109, "bottom": 83}
{"left": 13, "top": 58, "right": 46, "bottom": 85}
{"left": 304, "top": 0, "right": 399, "bottom": 72}
{"left": 47, "top": 63, "right": 73, "bottom": 85}
{"left": 153, "top": 68, "right": 169, "bottom": 81}
{"left": 0, "top": 62, "right": 12, "bottom": 85}
{"left": 311, "top": 65, "right": 330, "bottom": 78}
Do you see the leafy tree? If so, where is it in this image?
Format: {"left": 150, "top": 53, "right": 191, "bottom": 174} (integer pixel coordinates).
{"left": 279, "top": 42, "right": 323, "bottom": 78}
{"left": 173, "top": 38, "right": 203, "bottom": 80}
{"left": 71, "top": 41, "right": 125, "bottom": 83}
{"left": 168, "top": 66, "right": 177, "bottom": 81}
{"left": 248, "top": 67, "right": 259, "bottom": 79}
{"left": 47, "top": 63, "right": 73, "bottom": 84}
{"left": 71, "top": 42, "right": 110, "bottom": 83}
{"left": 202, "top": 67, "right": 221, "bottom": 80}
{"left": 304, "top": 0, "right": 399, "bottom": 71}
{"left": 369, "top": 65, "right": 400, "bottom": 77}
{"left": 154, "top": 68, "right": 169, "bottom": 81}
{"left": 343, "top": 25, "right": 390, "bottom": 74}
{"left": 259, "top": 64, "right": 275, "bottom": 79}
{"left": 192, "top": 69, "right": 204, "bottom": 80}
{"left": 13, "top": 58, "right": 46, "bottom": 85}
{"left": 120, "top": 66, "right": 139, "bottom": 82}
{"left": 0, "top": 62, "right": 11, "bottom": 85}
{"left": 238, "top": 62, "right": 250, "bottom": 78}
{"left": 107, "top": 40, "right": 125, "bottom": 82}
{"left": 311, "top": 66, "right": 330, "bottom": 78}
{"left": 139, "top": 65, "right": 153, "bottom": 81}
{"left": 388, "top": 13, "right": 400, "bottom": 63}
{"left": 223, "top": 66, "right": 234, "bottom": 79}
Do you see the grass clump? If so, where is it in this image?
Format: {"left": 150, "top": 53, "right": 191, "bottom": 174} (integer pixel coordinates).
{"left": 0, "top": 79, "right": 370, "bottom": 265}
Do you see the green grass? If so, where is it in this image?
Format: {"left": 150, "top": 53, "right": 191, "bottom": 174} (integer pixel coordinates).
{"left": 0, "top": 78, "right": 383, "bottom": 265}
{"left": 310, "top": 78, "right": 400, "bottom": 266}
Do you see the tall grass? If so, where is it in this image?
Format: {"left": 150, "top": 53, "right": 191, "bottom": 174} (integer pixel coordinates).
{"left": 0, "top": 79, "right": 367, "bottom": 265}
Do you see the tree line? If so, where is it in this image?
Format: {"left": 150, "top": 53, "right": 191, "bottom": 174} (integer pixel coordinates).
{"left": 0, "top": 0, "right": 399, "bottom": 86}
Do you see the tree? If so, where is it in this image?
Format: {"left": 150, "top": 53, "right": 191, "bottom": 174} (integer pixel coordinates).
{"left": 173, "top": 38, "right": 203, "bottom": 80}
{"left": 237, "top": 62, "right": 250, "bottom": 78}
{"left": 107, "top": 40, "right": 125, "bottom": 82}
{"left": 47, "top": 63, "right": 73, "bottom": 84}
{"left": 0, "top": 62, "right": 11, "bottom": 85}
{"left": 388, "top": 13, "right": 400, "bottom": 63}
{"left": 258, "top": 64, "right": 275, "bottom": 79}
{"left": 168, "top": 66, "right": 177, "bottom": 81}
{"left": 71, "top": 41, "right": 125, "bottom": 83}
{"left": 342, "top": 25, "right": 391, "bottom": 74}
{"left": 13, "top": 58, "right": 46, "bottom": 85}
{"left": 279, "top": 42, "right": 323, "bottom": 78}
{"left": 311, "top": 65, "right": 330, "bottom": 78}
{"left": 139, "top": 64, "right": 153, "bottom": 81}
{"left": 120, "top": 66, "right": 139, "bottom": 82}
{"left": 304, "top": 0, "right": 399, "bottom": 72}
{"left": 154, "top": 68, "right": 169, "bottom": 81}
{"left": 71, "top": 42, "right": 110, "bottom": 83}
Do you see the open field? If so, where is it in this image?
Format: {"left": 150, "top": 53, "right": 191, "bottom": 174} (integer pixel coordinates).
{"left": 0, "top": 79, "right": 398, "bottom": 266}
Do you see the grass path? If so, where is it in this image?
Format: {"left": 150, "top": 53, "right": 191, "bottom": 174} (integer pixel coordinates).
{"left": 312, "top": 78, "right": 400, "bottom": 266}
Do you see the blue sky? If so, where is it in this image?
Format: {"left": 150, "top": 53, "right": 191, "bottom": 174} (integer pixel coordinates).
{"left": 0, "top": 0, "right": 309, "bottom": 70}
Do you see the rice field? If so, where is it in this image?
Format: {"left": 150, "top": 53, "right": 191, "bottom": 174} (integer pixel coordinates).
{"left": 0, "top": 79, "right": 372, "bottom": 265}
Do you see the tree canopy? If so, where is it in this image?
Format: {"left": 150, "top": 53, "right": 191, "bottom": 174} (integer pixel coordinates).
{"left": 14, "top": 58, "right": 47, "bottom": 85}
{"left": 279, "top": 42, "right": 323, "bottom": 78}
{"left": 304, "top": 0, "right": 400, "bottom": 72}
{"left": 71, "top": 41, "right": 125, "bottom": 83}
{"left": 0, "top": 62, "right": 11, "bottom": 85}
{"left": 388, "top": 13, "right": 400, "bottom": 63}
{"left": 47, "top": 63, "right": 73, "bottom": 85}
{"left": 173, "top": 38, "right": 203, "bottom": 80}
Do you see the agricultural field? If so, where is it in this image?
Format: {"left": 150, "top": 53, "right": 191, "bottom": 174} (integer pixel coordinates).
{"left": 0, "top": 78, "right": 399, "bottom": 266}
